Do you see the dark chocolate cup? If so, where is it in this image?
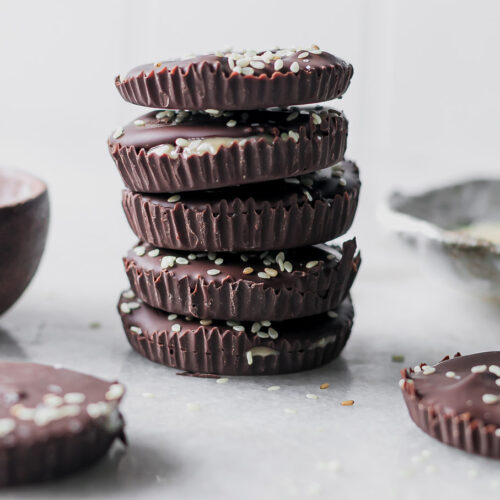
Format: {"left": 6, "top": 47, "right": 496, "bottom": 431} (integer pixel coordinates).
{"left": 118, "top": 292, "right": 354, "bottom": 376}
{"left": 109, "top": 110, "right": 348, "bottom": 193}
{"left": 122, "top": 161, "right": 360, "bottom": 252}
{"left": 0, "top": 417, "right": 124, "bottom": 486}
{"left": 123, "top": 240, "right": 360, "bottom": 321}
{"left": 115, "top": 59, "right": 353, "bottom": 111}
{"left": 401, "top": 378, "right": 500, "bottom": 459}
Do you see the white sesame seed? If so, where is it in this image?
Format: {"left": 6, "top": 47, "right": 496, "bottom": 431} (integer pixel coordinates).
{"left": 130, "top": 326, "right": 142, "bottom": 335}
{"left": 257, "top": 332, "right": 269, "bottom": 338}
{"left": 127, "top": 301, "right": 140, "bottom": 310}
{"left": 264, "top": 267, "right": 278, "bottom": 277}
{"left": 188, "top": 253, "right": 197, "bottom": 260}
{"left": 134, "top": 119, "right": 145, "bottom": 126}
{"left": 167, "top": 194, "right": 181, "bottom": 203}
{"left": 258, "top": 272, "right": 270, "bottom": 279}
{"left": 134, "top": 246, "right": 146, "bottom": 256}
{"left": 236, "top": 58, "right": 250, "bottom": 67}
{"left": 250, "top": 60, "right": 265, "bottom": 69}
{"left": 268, "top": 386, "right": 280, "bottom": 391}
{"left": 398, "top": 379, "right": 406, "bottom": 388}
{"left": 339, "top": 178, "right": 347, "bottom": 187}
{"left": 471, "top": 365, "right": 487, "bottom": 373}
{"left": 246, "top": 351, "right": 253, "bottom": 365}
{"left": 280, "top": 132, "right": 289, "bottom": 141}
{"left": 207, "top": 269, "right": 221, "bottom": 276}
{"left": 240, "top": 254, "right": 249, "bottom": 262}
{"left": 171, "top": 324, "right": 181, "bottom": 332}
{"left": 306, "top": 393, "right": 318, "bottom": 400}
{"left": 303, "top": 190, "right": 313, "bottom": 202}
{"left": 298, "top": 51, "right": 309, "bottom": 59}
{"left": 483, "top": 394, "right": 499, "bottom": 405}
{"left": 422, "top": 365, "right": 436, "bottom": 375}
{"left": 200, "top": 319, "right": 212, "bottom": 326}
{"left": 161, "top": 256, "right": 176, "bottom": 269}
{"left": 327, "top": 310, "right": 338, "bottom": 319}
{"left": 284, "top": 261, "right": 293, "bottom": 273}
{"left": 113, "top": 127, "right": 124, "bottom": 139}
{"left": 0, "top": 418, "right": 16, "bottom": 437}
{"left": 251, "top": 322, "right": 261, "bottom": 333}
{"left": 290, "top": 62, "right": 300, "bottom": 73}
{"left": 175, "top": 257, "right": 189, "bottom": 265}
{"left": 496, "top": 429, "right": 500, "bottom": 437}
{"left": 175, "top": 138, "right": 189, "bottom": 147}
{"left": 490, "top": 365, "right": 500, "bottom": 377}
{"left": 414, "top": 365, "right": 422, "bottom": 373}
{"left": 306, "top": 260, "right": 319, "bottom": 269}
{"left": 208, "top": 252, "right": 217, "bottom": 261}
{"left": 288, "top": 130, "right": 300, "bottom": 142}
{"left": 105, "top": 383, "right": 124, "bottom": 400}
{"left": 445, "top": 371, "right": 456, "bottom": 378}
{"left": 261, "top": 320, "right": 271, "bottom": 327}
{"left": 241, "top": 67, "right": 254, "bottom": 76}
{"left": 233, "top": 325, "right": 245, "bottom": 332}
{"left": 167, "top": 314, "right": 178, "bottom": 321}
{"left": 226, "top": 120, "right": 237, "bottom": 127}
{"left": 216, "top": 378, "right": 229, "bottom": 384}
{"left": 123, "top": 290, "right": 135, "bottom": 299}
{"left": 148, "top": 248, "right": 160, "bottom": 257}
{"left": 214, "top": 258, "right": 224, "bottom": 265}
{"left": 120, "top": 303, "right": 131, "bottom": 314}
{"left": 274, "top": 59, "right": 284, "bottom": 71}
{"left": 268, "top": 327, "right": 278, "bottom": 339}
{"left": 312, "top": 113, "right": 322, "bottom": 125}
{"left": 286, "top": 111, "right": 299, "bottom": 122}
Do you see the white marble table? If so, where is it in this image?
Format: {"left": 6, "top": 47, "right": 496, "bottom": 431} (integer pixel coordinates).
{"left": 2, "top": 167, "right": 500, "bottom": 500}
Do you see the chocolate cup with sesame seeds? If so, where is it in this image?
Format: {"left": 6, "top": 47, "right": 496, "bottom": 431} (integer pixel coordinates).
{"left": 0, "top": 362, "right": 126, "bottom": 486}
{"left": 108, "top": 107, "right": 348, "bottom": 193}
{"left": 118, "top": 292, "right": 354, "bottom": 376}
{"left": 115, "top": 48, "right": 353, "bottom": 111}
{"left": 122, "top": 160, "right": 360, "bottom": 252}
{"left": 123, "top": 239, "right": 360, "bottom": 321}
{"left": 400, "top": 352, "right": 500, "bottom": 459}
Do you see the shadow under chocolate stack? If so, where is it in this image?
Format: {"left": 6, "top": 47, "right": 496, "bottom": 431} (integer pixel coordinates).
{"left": 109, "top": 46, "right": 361, "bottom": 375}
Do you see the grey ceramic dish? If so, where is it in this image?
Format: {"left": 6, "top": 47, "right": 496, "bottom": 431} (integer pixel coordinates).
{"left": 379, "top": 178, "right": 500, "bottom": 298}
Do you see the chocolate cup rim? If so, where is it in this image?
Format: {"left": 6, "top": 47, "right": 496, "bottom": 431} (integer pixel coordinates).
{"left": 0, "top": 168, "right": 48, "bottom": 209}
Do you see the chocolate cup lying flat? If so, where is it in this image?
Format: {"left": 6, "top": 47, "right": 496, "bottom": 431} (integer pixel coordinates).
{"left": 400, "top": 352, "right": 500, "bottom": 459}
{"left": 108, "top": 107, "right": 348, "bottom": 193}
{"left": 124, "top": 239, "right": 360, "bottom": 321}
{"left": 118, "top": 291, "right": 354, "bottom": 376}
{"left": 0, "top": 168, "right": 49, "bottom": 315}
{"left": 115, "top": 48, "right": 353, "bottom": 110}
{"left": 0, "top": 362, "right": 125, "bottom": 486}
{"left": 122, "top": 160, "right": 360, "bottom": 252}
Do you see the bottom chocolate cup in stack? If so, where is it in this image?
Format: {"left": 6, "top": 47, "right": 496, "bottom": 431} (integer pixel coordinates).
{"left": 118, "top": 291, "right": 354, "bottom": 376}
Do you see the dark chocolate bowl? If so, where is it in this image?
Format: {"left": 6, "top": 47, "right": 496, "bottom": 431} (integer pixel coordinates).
{"left": 0, "top": 168, "right": 49, "bottom": 315}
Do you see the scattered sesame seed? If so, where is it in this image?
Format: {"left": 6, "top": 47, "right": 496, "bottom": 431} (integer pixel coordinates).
{"left": 243, "top": 267, "right": 254, "bottom": 275}
{"left": 391, "top": 354, "right": 405, "bottom": 363}
{"left": 148, "top": 248, "right": 160, "bottom": 257}
{"left": 188, "top": 253, "right": 197, "bottom": 260}
{"left": 268, "top": 327, "right": 278, "bottom": 339}
{"left": 250, "top": 60, "right": 265, "bottom": 69}
{"left": 288, "top": 130, "right": 300, "bottom": 142}
{"left": 161, "top": 256, "right": 176, "bottom": 269}
{"left": 483, "top": 394, "right": 499, "bottom": 405}
{"left": 214, "top": 258, "right": 224, "bottom": 265}
{"left": 226, "top": 119, "right": 237, "bottom": 127}
{"left": 286, "top": 111, "right": 299, "bottom": 122}
{"left": 398, "top": 379, "right": 406, "bottom": 388}
{"left": 233, "top": 325, "right": 245, "bottom": 332}
{"left": 171, "top": 324, "right": 181, "bottom": 333}
{"left": 113, "top": 127, "right": 124, "bottom": 139}
{"left": 339, "top": 178, "right": 347, "bottom": 187}
{"left": 120, "top": 303, "right": 131, "bottom": 314}
{"left": 280, "top": 132, "right": 289, "bottom": 141}
{"left": 320, "top": 383, "right": 330, "bottom": 390}
{"left": 251, "top": 322, "right": 261, "bottom": 333}
{"left": 261, "top": 320, "right": 271, "bottom": 327}
{"left": 445, "top": 371, "right": 456, "bottom": 378}
{"left": 168, "top": 313, "right": 178, "bottom": 320}
{"left": 422, "top": 365, "right": 436, "bottom": 375}
{"left": 175, "top": 257, "right": 189, "bottom": 265}
{"left": 257, "top": 331, "right": 269, "bottom": 339}
{"left": 490, "top": 365, "right": 500, "bottom": 377}
{"left": 284, "top": 261, "right": 293, "bottom": 273}
{"left": 312, "top": 113, "right": 322, "bottom": 125}
{"left": 105, "top": 383, "right": 124, "bottom": 400}
{"left": 207, "top": 269, "right": 221, "bottom": 276}
{"left": 303, "top": 190, "right": 313, "bottom": 202}
{"left": 246, "top": 351, "right": 253, "bottom": 365}
{"left": 298, "top": 51, "right": 309, "bottom": 59}
{"left": 341, "top": 400, "right": 354, "bottom": 406}
{"left": 200, "top": 319, "right": 212, "bottom": 326}
{"left": 175, "top": 138, "right": 189, "bottom": 147}
{"left": 156, "top": 110, "right": 169, "bottom": 120}
{"left": 123, "top": 290, "right": 135, "bottom": 299}
{"left": 167, "top": 194, "right": 181, "bottom": 203}
{"left": 306, "top": 260, "right": 319, "bottom": 269}
{"left": 134, "top": 246, "right": 146, "bottom": 256}
{"left": 306, "top": 393, "right": 318, "bottom": 400}
{"left": 208, "top": 252, "right": 217, "bottom": 261}
{"left": 216, "top": 378, "right": 229, "bottom": 384}
{"left": 130, "top": 326, "right": 142, "bottom": 335}
{"left": 240, "top": 254, "right": 249, "bottom": 262}
{"left": 290, "top": 62, "right": 300, "bottom": 73}
{"left": 257, "top": 272, "right": 270, "bottom": 279}
{"left": 471, "top": 365, "right": 487, "bottom": 373}
{"left": 274, "top": 59, "right": 284, "bottom": 71}
{"left": 327, "top": 310, "right": 338, "bottom": 319}
{"left": 268, "top": 386, "right": 280, "bottom": 391}
{"left": 264, "top": 267, "right": 278, "bottom": 277}
{"left": 134, "top": 119, "right": 145, "bottom": 126}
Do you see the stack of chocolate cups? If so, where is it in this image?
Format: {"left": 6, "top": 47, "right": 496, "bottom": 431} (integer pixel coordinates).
{"left": 110, "top": 46, "right": 361, "bottom": 375}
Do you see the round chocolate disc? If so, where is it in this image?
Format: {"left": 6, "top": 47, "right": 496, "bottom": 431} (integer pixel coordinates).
{"left": 108, "top": 107, "right": 348, "bottom": 193}
{"left": 118, "top": 291, "right": 354, "bottom": 376}
{"left": 401, "top": 352, "right": 500, "bottom": 459}
{"left": 123, "top": 239, "right": 360, "bottom": 321}
{"left": 115, "top": 46, "right": 353, "bottom": 110}
{"left": 0, "top": 362, "right": 125, "bottom": 485}
{"left": 122, "top": 160, "right": 360, "bottom": 252}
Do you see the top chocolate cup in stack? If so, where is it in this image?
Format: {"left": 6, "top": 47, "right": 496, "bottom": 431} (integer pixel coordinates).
{"left": 108, "top": 106, "right": 348, "bottom": 193}
{"left": 115, "top": 47, "right": 353, "bottom": 110}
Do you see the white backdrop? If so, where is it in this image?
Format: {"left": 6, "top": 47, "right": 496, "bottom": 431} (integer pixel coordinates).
{"left": 1, "top": 2, "right": 500, "bottom": 499}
